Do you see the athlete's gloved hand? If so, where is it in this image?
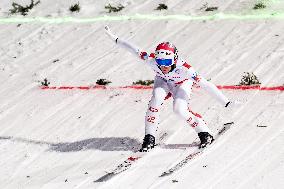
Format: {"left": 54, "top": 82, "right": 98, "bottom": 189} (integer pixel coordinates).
{"left": 225, "top": 100, "right": 242, "bottom": 108}
{"left": 140, "top": 51, "right": 149, "bottom": 60}
{"left": 105, "top": 25, "right": 118, "bottom": 42}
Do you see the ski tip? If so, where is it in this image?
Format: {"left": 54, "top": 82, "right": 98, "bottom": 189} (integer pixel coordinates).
{"left": 159, "top": 172, "right": 170, "bottom": 177}
{"left": 159, "top": 170, "right": 174, "bottom": 177}
{"left": 94, "top": 173, "right": 115, "bottom": 182}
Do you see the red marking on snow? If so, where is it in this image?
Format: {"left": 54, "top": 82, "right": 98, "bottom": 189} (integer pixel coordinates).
{"left": 118, "top": 85, "right": 152, "bottom": 90}
{"left": 77, "top": 86, "right": 91, "bottom": 90}
{"left": 40, "top": 85, "right": 284, "bottom": 91}
{"left": 128, "top": 156, "right": 140, "bottom": 161}
{"left": 217, "top": 85, "right": 284, "bottom": 91}
{"left": 58, "top": 86, "right": 75, "bottom": 90}
{"left": 41, "top": 86, "right": 56, "bottom": 89}
{"left": 94, "top": 85, "right": 107, "bottom": 89}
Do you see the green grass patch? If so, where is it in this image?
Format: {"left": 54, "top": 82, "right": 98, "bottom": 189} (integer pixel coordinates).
{"left": 96, "top": 79, "right": 112, "bottom": 85}
{"left": 155, "top": 4, "right": 168, "bottom": 10}
{"left": 9, "top": 0, "right": 40, "bottom": 16}
{"left": 105, "top": 4, "right": 125, "bottom": 13}
{"left": 133, "top": 80, "right": 154, "bottom": 86}
{"left": 239, "top": 72, "right": 261, "bottom": 85}
{"left": 69, "top": 2, "right": 80, "bottom": 12}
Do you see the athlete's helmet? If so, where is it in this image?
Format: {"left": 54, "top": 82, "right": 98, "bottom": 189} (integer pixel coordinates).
{"left": 155, "top": 42, "right": 178, "bottom": 67}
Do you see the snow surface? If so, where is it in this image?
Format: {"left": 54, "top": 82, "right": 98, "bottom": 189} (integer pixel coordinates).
{"left": 0, "top": 0, "right": 283, "bottom": 188}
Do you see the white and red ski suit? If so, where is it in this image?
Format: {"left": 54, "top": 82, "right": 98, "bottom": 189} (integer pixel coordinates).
{"left": 114, "top": 38, "right": 230, "bottom": 137}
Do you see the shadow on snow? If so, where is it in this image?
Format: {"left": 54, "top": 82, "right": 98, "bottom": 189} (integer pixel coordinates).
{"left": 0, "top": 136, "right": 140, "bottom": 152}
{"left": 0, "top": 136, "right": 199, "bottom": 152}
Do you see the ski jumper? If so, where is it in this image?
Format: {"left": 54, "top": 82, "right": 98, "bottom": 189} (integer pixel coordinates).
{"left": 115, "top": 38, "right": 230, "bottom": 137}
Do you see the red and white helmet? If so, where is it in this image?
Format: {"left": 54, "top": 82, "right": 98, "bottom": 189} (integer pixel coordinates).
{"left": 155, "top": 42, "right": 178, "bottom": 66}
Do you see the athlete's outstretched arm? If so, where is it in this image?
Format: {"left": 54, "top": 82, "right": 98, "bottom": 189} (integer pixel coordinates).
{"left": 198, "top": 78, "right": 230, "bottom": 107}
{"left": 186, "top": 67, "right": 230, "bottom": 107}
{"left": 104, "top": 26, "right": 149, "bottom": 60}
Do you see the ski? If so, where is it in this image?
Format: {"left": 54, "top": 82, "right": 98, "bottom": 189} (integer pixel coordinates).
{"left": 94, "top": 132, "right": 169, "bottom": 182}
{"left": 159, "top": 122, "right": 234, "bottom": 177}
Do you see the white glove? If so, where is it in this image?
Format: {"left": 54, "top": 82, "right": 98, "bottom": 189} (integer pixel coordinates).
{"left": 104, "top": 25, "right": 118, "bottom": 42}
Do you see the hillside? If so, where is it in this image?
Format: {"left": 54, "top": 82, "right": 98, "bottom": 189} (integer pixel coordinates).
{"left": 0, "top": 0, "right": 283, "bottom": 188}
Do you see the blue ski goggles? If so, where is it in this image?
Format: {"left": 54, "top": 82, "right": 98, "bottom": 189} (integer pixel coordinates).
{"left": 155, "top": 59, "right": 173, "bottom": 67}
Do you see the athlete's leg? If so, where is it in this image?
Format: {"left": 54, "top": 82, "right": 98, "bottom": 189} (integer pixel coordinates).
{"left": 145, "top": 76, "right": 169, "bottom": 137}
{"left": 172, "top": 81, "right": 213, "bottom": 135}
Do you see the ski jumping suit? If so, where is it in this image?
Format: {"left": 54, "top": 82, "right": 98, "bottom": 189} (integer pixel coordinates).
{"left": 115, "top": 38, "right": 230, "bottom": 138}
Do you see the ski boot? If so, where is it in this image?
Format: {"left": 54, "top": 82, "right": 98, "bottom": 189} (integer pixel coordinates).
{"left": 198, "top": 132, "right": 214, "bottom": 149}
{"left": 139, "top": 134, "right": 156, "bottom": 152}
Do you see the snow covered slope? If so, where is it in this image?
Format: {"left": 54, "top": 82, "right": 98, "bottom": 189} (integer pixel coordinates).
{"left": 0, "top": 0, "right": 283, "bottom": 188}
